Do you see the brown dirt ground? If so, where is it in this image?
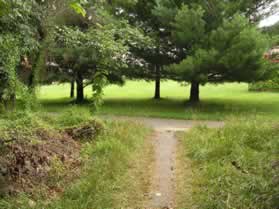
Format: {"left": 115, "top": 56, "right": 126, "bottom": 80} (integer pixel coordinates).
{"left": 0, "top": 120, "right": 103, "bottom": 197}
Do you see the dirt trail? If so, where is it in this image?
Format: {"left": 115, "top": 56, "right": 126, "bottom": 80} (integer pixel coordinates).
{"left": 108, "top": 116, "right": 224, "bottom": 208}
{"left": 149, "top": 130, "right": 177, "bottom": 208}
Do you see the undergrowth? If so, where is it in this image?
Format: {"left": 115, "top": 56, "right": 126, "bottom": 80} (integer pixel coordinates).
{"left": 0, "top": 109, "right": 151, "bottom": 209}
{"left": 39, "top": 106, "right": 94, "bottom": 128}
{"left": 44, "top": 120, "right": 151, "bottom": 209}
{"left": 179, "top": 118, "right": 279, "bottom": 209}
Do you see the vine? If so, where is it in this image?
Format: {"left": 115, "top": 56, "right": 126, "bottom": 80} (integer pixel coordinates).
{"left": 0, "top": 34, "right": 20, "bottom": 110}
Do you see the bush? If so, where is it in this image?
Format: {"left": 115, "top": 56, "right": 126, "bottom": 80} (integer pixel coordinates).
{"left": 53, "top": 106, "right": 93, "bottom": 127}
{"left": 249, "top": 80, "right": 279, "bottom": 92}
{"left": 249, "top": 71, "right": 279, "bottom": 92}
{"left": 181, "top": 119, "right": 279, "bottom": 209}
{"left": 38, "top": 106, "right": 94, "bottom": 128}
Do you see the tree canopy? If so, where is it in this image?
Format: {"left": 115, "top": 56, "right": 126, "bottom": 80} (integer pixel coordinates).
{"left": 153, "top": 0, "right": 276, "bottom": 102}
{"left": 0, "top": 0, "right": 278, "bottom": 110}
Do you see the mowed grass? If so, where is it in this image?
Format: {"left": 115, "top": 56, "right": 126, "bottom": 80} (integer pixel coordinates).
{"left": 39, "top": 80, "right": 279, "bottom": 120}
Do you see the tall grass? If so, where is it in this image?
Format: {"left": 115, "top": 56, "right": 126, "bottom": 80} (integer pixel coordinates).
{"left": 0, "top": 110, "right": 151, "bottom": 209}
{"left": 38, "top": 106, "right": 94, "bottom": 128}
{"left": 46, "top": 120, "right": 151, "bottom": 209}
{"left": 178, "top": 118, "right": 279, "bottom": 209}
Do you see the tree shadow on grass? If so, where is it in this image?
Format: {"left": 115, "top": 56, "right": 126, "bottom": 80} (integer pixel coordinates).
{"left": 40, "top": 98, "right": 91, "bottom": 112}
{"left": 98, "top": 98, "right": 274, "bottom": 120}
{"left": 39, "top": 97, "right": 277, "bottom": 121}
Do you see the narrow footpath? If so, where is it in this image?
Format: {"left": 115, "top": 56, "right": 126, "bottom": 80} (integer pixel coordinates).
{"left": 110, "top": 116, "right": 224, "bottom": 208}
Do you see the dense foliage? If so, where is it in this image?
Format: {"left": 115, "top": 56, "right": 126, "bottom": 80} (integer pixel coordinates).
{"left": 251, "top": 21, "right": 279, "bottom": 92}
{"left": 0, "top": 0, "right": 278, "bottom": 107}
{"left": 249, "top": 71, "right": 279, "bottom": 92}
{"left": 0, "top": 0, "right": 42, "bottom": 110}
{"left": 153, "top": 0, "right": 277, "bottom": 102}
{"left": 0, "top": 35, "right": 20, "bottom": 109}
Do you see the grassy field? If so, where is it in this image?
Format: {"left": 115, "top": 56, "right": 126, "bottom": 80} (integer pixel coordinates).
{"left": 39, "top": 81, "right": 279, "bottom": 121}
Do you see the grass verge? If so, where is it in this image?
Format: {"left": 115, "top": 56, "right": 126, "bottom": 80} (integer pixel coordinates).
{"left": 177, "top": 118, "right": 279, "bottom": 209}
{"left": 175, "top": 132, "right": 196, "bottom": 209}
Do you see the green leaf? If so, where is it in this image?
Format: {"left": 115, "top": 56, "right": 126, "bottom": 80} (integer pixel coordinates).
{"left": 70, "top": 2, "right": 86, "bottom": 17}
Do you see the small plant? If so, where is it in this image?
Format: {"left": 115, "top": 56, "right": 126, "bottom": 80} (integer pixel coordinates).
{"left": 55, "top": 106, "right": 92, "bottom": 127}
{"left": 48, "top": 155, "right": 66, "bottom": 187}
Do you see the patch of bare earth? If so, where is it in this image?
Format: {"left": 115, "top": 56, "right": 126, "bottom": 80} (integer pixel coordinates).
{"left": 0, "top": 120, "right": 102, "bottom": 198}
{"left": 0, "top": 130, "right": 80, "bottom": 196}
{"left": 147, "top": 130, "right": 177, "bottom": 208}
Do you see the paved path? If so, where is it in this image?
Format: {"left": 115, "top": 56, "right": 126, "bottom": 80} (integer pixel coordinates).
{"left": 107, "top": 116, "right": 224, "bottom": 208}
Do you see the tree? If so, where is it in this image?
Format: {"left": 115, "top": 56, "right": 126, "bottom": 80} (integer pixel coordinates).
{"left": 263, "top": 21, "right": 279, "bottom": 46}
{"left": 132, "top": 41, "right": 174, "bottom": 99}
{"left": 0, "top": 35, "right": 20, "bottom": 109}
{"left": 117, "top": 0, "right": 175, "bottom": 99}
{"left": 154, "top": 1, "right": 273, "bottom": 103}
{"left": 264, "top": 21, "right": 279, "bottom": 35}
{"left": 49, "top": 23, "right": 128, "bottom": 103}
{"left": 44, "top": 0, "right": 151, "bottom": 105}
{"left": 227, "top": 0, "right": 279, "bottom": 23}
{"left": 0, "top": 0, "right": 42, "bottom": 109}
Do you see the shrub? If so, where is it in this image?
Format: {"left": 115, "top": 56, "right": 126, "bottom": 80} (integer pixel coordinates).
{"left": 249, "top": 71, "right": 279, "bottom": 92}
{"left": 53, "top": 106, "right": 93, "bottom": 127}
{"left": 249, "top": 80, "right": 279, "bottom": 92}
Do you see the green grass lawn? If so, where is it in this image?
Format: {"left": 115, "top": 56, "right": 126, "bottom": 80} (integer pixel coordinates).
{"left": 39, "top": 80, "right": 279, "bottom": 121}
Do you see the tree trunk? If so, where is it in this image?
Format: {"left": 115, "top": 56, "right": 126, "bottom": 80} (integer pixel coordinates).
{"left": 10, "top": 93, "right": 16, "bottom": 110}
{"left": 76, "top": 72, "right": 84, "bottom": 103}
{"left": 70, "top": 80, "right": 75, "bottom": 98}
{"left": 28, "top": 72, "right": 34, "bottom": 89}
{"left": 154, "top": 65, "right": 161, "bottom": 99}
{"left": 189, "top": 81, "right": 200, "bottom": 103}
